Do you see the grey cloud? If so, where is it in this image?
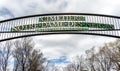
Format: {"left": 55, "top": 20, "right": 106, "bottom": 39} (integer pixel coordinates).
{"left": 36, "top": 35, "right": 85, "bottom": 48}
{"left": 0, "top": 0, "right": 69, "bottom": 18}
{"left": 45, "top": 0, "right": 58, "bottom": 4}
{"left": 0, "top": 7, "right": 14, "bottom": 17}
{"left": 33, "top": 34, "right": 116, "bottom": 62}
{"left": 37, "top": 35, "right": 96, "bottom": 48}
{"left": 112, "top": 7, "right": 120, "bottom": 16}
{"left": 0, "top": 0, "right": 120, "bottom": 19}
{"left": 0, "top": 7, "right": 14, "bottom": 20}
{"left": 58, "top": 1, "right": 68, "bottom": 10}
{"left": 64, "top": 0, "right": 120, "bottom": 16}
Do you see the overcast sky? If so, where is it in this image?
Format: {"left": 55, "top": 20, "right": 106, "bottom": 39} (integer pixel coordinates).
{"left": 0, "top": 0, "right": 120, "bottom": 66}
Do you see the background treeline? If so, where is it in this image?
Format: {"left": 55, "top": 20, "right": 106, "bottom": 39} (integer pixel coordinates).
{"left": 54, "top": 39, "right": 120, "bottom": 71}
{"left": 0, "top": 38, "right": 47, "bottom": 71}
{"left": 0, "top": 38, "right": 120, "bottom": 71}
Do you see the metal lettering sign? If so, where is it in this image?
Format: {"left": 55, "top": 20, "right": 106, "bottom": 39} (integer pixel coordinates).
{"left": 0, "top": 13, "right": 120, "bottom": 41}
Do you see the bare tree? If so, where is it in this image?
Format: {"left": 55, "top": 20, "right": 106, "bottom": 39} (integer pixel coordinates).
{"left": 108, "top": 39, "right": 120, "bottom": 71}
{"left": 0, "top": 41, "right": 12, "bottom": 71}
{"left": 85, "top": 47, "right": 96, "bottom": 71}
{"left": 51, "top": 66, "right": 59, "bottom": 71}
{"left": 13, "top": 38, "right": 46, "bottom": 71}
{"left": 61, "top": 56, "right": 87, "bottom": 71}
{"left": 95, "top": 45, "right": 112, "bottom": 71}
{"left": 84, "top": 39, "right": 120, "bottom": 71}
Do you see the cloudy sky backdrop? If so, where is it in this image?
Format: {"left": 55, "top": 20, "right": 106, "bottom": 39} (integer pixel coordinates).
{"left": 0, "top": 0, "right": 120, "bottom": 66}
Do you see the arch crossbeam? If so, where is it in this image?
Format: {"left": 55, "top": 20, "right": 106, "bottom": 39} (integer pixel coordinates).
{"left": 0, "top": 13, "right": 120, "bottom": 42}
